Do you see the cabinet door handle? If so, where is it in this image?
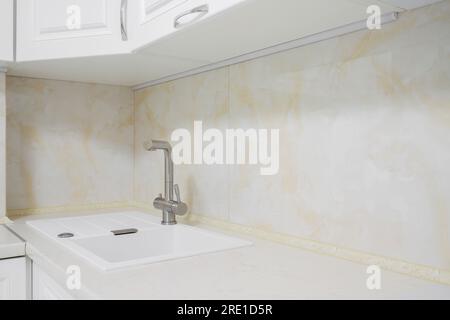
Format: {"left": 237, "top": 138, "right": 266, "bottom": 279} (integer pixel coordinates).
{"left": 121, "top": 0, "right": 128, "bottom": 41}
{"left": 174, "top": 4, "right": 209, "bottom": 29}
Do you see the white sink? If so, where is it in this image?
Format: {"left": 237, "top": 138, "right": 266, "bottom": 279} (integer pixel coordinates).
{"left": 27, "top": 211, "right": 251, "bottom": 270}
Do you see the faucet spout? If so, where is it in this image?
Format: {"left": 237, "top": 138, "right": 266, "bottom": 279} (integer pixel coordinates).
{"left": 144, "top": 139, "right": 187, "bottom": 225}
{"left": 143, "top": 139, "right": 172, "bottom": 152}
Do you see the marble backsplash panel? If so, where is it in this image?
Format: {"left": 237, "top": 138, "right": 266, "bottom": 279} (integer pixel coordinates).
{"left": 134, "top": 1, "right": 450, "bottom": 270}
{"left": 6, "top": 77, "right": 133, "bottom": 211}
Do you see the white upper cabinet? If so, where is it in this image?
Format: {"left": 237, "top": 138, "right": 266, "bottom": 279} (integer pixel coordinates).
{"left": 16, "top": 0, "right": 130, "bottom": 61}
{"left": 128, "top": 0, "right": 247, "bottom": 52}
{"left": 15, "top": 0, "right": 246, "bottom": 62}
{"left": 137, "top": 0, "right": 399, "bottom": 64}
{"left": 9, "top": 0, "right": 405, "bottom": 86}
{"left": 0, "top": 0, "right": 14, "bottom": 62}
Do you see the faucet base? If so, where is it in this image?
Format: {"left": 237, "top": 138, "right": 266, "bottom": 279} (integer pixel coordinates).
{"left": 161, "top": 210, "right": 177, "bottom": 225}
{"left": 161, "top": 221, "right": 177, "bottom": 225}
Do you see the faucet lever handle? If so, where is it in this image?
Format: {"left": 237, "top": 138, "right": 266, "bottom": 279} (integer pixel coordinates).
{"left": 174, "top": 184, "right": 181, "bottom": 203}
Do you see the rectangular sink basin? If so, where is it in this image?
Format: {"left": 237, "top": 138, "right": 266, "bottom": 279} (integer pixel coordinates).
{"left": 27, "top": 211, "right": 251, "bottom": 270}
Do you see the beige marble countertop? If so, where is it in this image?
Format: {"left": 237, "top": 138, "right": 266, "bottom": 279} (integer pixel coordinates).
{"left": 0, "top": 225, "right": 25, "bottom": 259}
{"left": 7, "top": 209, "right": 450, "bottom": 299}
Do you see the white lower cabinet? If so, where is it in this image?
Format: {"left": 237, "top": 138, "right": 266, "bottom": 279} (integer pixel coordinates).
{"left": 32, "top": 264, "right": 74, "bottom": 300}
{"left": 0, "top": 257, "right": 27, "bottom": 300}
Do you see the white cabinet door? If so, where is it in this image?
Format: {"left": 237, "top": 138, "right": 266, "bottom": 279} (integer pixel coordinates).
{"left": 128, "top": 0, "right": 247, "bottom": 52}
{"left": 33, "top": 264, "right": 74, "bottom": 300}
{"left": 16, "top": 0, "right": 130, "bottom": 61}
{"left": 0, "top": 0, "right": 14, "bottom": 62}
{"left": 139, "top": 0, "right": 399, "bottom": 65}
{"left": 0, "top": 257, "right": 27, "bottom": 300}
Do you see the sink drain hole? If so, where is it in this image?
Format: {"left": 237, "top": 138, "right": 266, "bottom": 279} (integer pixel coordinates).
{"left": 58, "top": 232, "right": 74, "bottom": 238}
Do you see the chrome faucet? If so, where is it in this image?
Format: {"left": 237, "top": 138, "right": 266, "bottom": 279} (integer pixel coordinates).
{"left": 143, "top": 139, "right": 188, "bottom": 225}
